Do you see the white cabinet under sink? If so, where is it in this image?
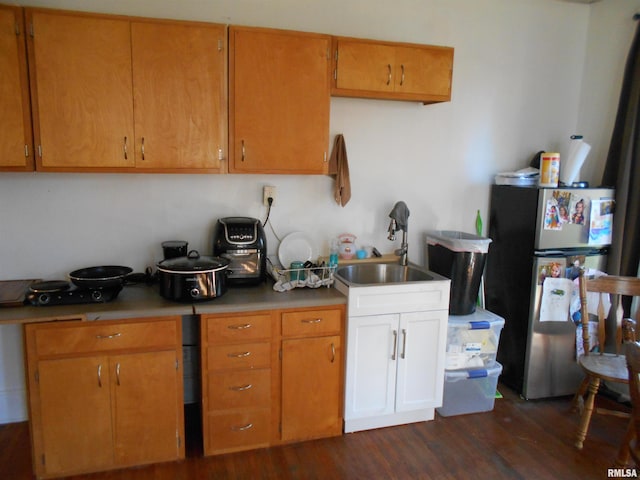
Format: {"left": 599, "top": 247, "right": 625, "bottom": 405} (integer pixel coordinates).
{"left": 335, "top": 276, "right": 450, "bottom": 432}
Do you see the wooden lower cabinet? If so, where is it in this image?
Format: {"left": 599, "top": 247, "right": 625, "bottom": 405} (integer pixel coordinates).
{"left": 201, "top": 311, "right": 275, "bottom": 455}
{"left": 281, "top": 334, "right": 342, "bottom": 441}
{"left": 24, "top": 317, "right": 184, "bottom": 479}
{"left": 281, "top": 308, "right": 344, "bottom": 441}
{"left": 201, "top": 305, "right": 345, "bottom": 455}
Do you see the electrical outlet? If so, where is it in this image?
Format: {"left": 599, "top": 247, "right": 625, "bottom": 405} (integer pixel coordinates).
{"left": 263, "top": 185, "right": 276, "bottom": 206}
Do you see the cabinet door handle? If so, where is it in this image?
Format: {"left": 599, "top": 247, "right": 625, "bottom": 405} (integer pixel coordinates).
{"left": 386, "top": 64, "right": 392, "bottom": 85}
{"left": 301, "top": 318, "right": 322, "bottom": 324}
{"left": 96, "top": 333, "right": 121, "bottom": 340}
{"left": 141, "top": 137, "right": 145, "bottom": 160}
{"left": 331, "top": 342, "right": 336, "bottom": 363}
{"left": 123, "top": 136, "right": 128, "bottom": 160}
{"left": 230, "top": 384, "right": 253, "bottom": 391}
{"left": 228, "top": 323, "right": 252, "bottom": 330}
{"left": 241, "top": 140, "right": 246, "bottom": 161}
{"left": 231, "top": 423, "right": 253, "bottom": 432}
{"left": 228, "top": 351, "right": 251, "bottom": 358}
{"left": 401, "top": 328, "right": 407, "bottom": 359}
{"left": 391, "top": 329, "right": 398, "bottom": 360}
{"left": 400, "top": 64, "right": 405, "bottom": 86}
{"left": 97, "top": 364, "right": 102, "bottom": 387}
{"left": 116, "top": 363, "right": 121, "bottom": 386}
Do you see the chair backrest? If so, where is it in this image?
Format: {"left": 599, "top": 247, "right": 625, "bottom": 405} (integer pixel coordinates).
{"left": 578, "top": 271, "right": 640, "bottom": 356}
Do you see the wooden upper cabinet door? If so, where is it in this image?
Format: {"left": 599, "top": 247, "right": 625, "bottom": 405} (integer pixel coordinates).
{"left": 393, "top": 45, "right": 453, "bottom": 100}
{"left": 131, "top": 21, "right": 227, "bottom": 172}
{"left": 334, "top": 40, "right": 395, "bottom": 93}
{"left": 0, "top": 6, "right": 33, "bottom": 171}
{"left": 26, "top": 9, "right": 135, "bottom": 170}
{"left": 230, "top": 27, "right": 331, "bottom": 174}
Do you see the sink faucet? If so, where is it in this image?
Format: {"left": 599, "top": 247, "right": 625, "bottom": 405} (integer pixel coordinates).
{"left": 387, "top": 201, "right": 409, "bottom": 266}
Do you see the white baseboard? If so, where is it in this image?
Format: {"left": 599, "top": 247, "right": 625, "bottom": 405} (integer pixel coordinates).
{"left": 0, "top": 387, "right": 28, "bottom": 424}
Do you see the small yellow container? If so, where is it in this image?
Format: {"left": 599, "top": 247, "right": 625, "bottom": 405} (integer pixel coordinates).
{"left": 540, "top": 152, "right": 560, "bottom": 187}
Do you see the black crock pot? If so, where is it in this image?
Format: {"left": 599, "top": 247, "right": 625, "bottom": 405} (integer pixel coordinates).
{"left": 156, "top": 250, "right": 229, "bottom": 302}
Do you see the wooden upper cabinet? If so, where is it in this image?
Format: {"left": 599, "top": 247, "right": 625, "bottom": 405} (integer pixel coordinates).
{"left": 131, "top": 20, "right": 226, "bottom": 171}
{"left": 229, "top": 26, "right": 331, "bottom": 174}
{"left": 332, "top": 37, "right": 454, "bottom": 104}
{"left": 26, "top": 9, "right": 135, "bottom": 171}
{"left": 25, "top": 8, "right": 226, "bottom": 173}
{"left": 0, "top": 5, "right": 34, "bottom": 171}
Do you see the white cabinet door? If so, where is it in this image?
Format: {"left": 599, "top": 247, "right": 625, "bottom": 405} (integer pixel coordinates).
{"left": 396, "top": 311, "right": 447, "bottom": 412}
{"left": 345, "top": 314, "right": 398, "bottom": 420}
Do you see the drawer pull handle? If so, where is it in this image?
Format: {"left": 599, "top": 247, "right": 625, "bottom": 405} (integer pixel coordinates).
{"left": 96, "top": 333, "right": 121, "bottom": 340}
{"left": 97, "top": 364, "right": 102, "bottom": 387}
{"left": 123, "top": 136, "right": 128, "bottom": 160}
{"left": 301, "top": 318, "right": 322, "bottom": 324}
{"left": 228, "top": 351, "right": 251, "bottom": 358}
{"left": 400, "top": 64, "right": 405, "bottom": 86}
{"left": 387, "top": 64, "right": 392, "bottom": 85}
{"left": 230, "top": 384, "right": 253, "bottom": 391}
{"left": 228, "top": 323, "right": 252, "bottom": 330}
{"left": 231, "top": 423, "right": 253, "bottom": 432}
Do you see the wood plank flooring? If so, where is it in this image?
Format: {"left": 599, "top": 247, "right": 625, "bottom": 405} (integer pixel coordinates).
{"left": 0, "top": 383, "right": 632, "bottom": 480}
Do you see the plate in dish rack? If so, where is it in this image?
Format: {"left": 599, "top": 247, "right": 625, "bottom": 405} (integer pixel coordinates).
{"left": 278, "top": 232, "right": 316, "bottom": 268}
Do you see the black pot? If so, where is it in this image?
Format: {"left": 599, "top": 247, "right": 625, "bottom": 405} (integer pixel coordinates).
{"left": 156, "top": 250, "right": 229, "bottom": 302}
{"left": 69, "top": 266, "right": 133, "bottom": 289}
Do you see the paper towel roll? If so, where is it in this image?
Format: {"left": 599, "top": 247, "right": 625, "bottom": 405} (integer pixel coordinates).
{"left": 560, "top": 139, "right": 591, "bottom": 185}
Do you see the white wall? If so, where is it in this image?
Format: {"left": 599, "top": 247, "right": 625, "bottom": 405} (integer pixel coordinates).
{"left": 1, "top": 0, "right": 638, "bottom": 423}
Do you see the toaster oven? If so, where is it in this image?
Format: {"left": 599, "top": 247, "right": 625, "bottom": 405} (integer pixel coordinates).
{"left": 212, "top": 217, "right": 267, "bottom": 286}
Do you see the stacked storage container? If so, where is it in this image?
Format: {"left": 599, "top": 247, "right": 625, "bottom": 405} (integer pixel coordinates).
{"left": 425, "top": 231, "right": 504, "bottom": 416}
{"left": 437, "top": 309, "right": 504, "bottom": 417}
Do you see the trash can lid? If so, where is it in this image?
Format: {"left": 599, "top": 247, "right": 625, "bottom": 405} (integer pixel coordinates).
{"left": 426, "top": 230, "right": 492, "bottom": 253}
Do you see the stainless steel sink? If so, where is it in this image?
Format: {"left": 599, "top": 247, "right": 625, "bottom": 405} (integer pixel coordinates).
{"left": 335, "top": 263, "right": 436, "bottom": 286}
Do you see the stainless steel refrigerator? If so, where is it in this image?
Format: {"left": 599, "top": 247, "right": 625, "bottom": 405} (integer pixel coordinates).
{"left": 485, "top": 185, "right": 615, "bottom": 399}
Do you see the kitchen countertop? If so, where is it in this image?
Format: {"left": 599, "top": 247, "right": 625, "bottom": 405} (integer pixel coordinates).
{"left": 0, "top": 280, "right": 346, "bottom": 325}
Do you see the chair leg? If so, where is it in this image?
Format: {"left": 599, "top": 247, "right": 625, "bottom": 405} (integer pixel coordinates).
{"left": 575, "top": 377, "right": 600, "bottom": 449}
{"left": 615, "top": 420, "right": 634, "bottom": 467}
{"left": 572, "top": 376, "right": 589, "bottom": 413}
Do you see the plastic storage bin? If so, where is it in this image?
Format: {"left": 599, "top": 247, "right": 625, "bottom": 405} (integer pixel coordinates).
{"left": 446, "top": 308, "right": 505, "bottom": 370}
{"left": 426, "top": 231, "right": 492, "bottom": 315}
{"left": 437, "top": 362, "right": 503, "bottom": 417}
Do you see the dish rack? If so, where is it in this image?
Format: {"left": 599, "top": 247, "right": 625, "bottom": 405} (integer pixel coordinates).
{"left": 267, "top": 260, "right": 336, "bottom": 291}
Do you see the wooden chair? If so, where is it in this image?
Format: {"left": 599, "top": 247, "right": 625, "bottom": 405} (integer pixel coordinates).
{"left": 572, "top": 271, "right": 640, "bottom": 462}
{"left": 625, "top": 341, "right": 640, "bottom": 465}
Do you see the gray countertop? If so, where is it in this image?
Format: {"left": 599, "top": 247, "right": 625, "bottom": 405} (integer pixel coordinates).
{"left": 0, "top": 281, "right": 346, "bottom": 324}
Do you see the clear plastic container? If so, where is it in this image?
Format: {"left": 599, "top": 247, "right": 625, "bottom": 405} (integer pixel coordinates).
{"left": 437, "top": 363, "right": 503, "bottom": 417}
{"left": 446, "top": 308, "right": 504, "bottom": 370}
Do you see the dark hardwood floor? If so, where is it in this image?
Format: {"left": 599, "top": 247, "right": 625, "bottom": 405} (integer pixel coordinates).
{"left": 1, "top": 383, "right": 633, "bottom": 480}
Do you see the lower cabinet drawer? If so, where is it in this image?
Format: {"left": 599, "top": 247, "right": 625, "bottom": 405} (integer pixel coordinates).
{"left": 208, "top": 369, "right": 270, "bottom": 410}
{"left": 207, "top": 342, "right": 270, "bottom": 370}
{"left": 282, "top": 309, "right": 342, "bottom": 337}
{"left": 34, "top": 318, "right": 178, "bottom": 356}
{"left": 207, "top": 409, "right": 270, "bottom": 453}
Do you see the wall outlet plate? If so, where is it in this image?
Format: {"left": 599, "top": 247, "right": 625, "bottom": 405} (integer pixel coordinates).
{"left": 263, "top": 186, "right": 276, "bottom": 206}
